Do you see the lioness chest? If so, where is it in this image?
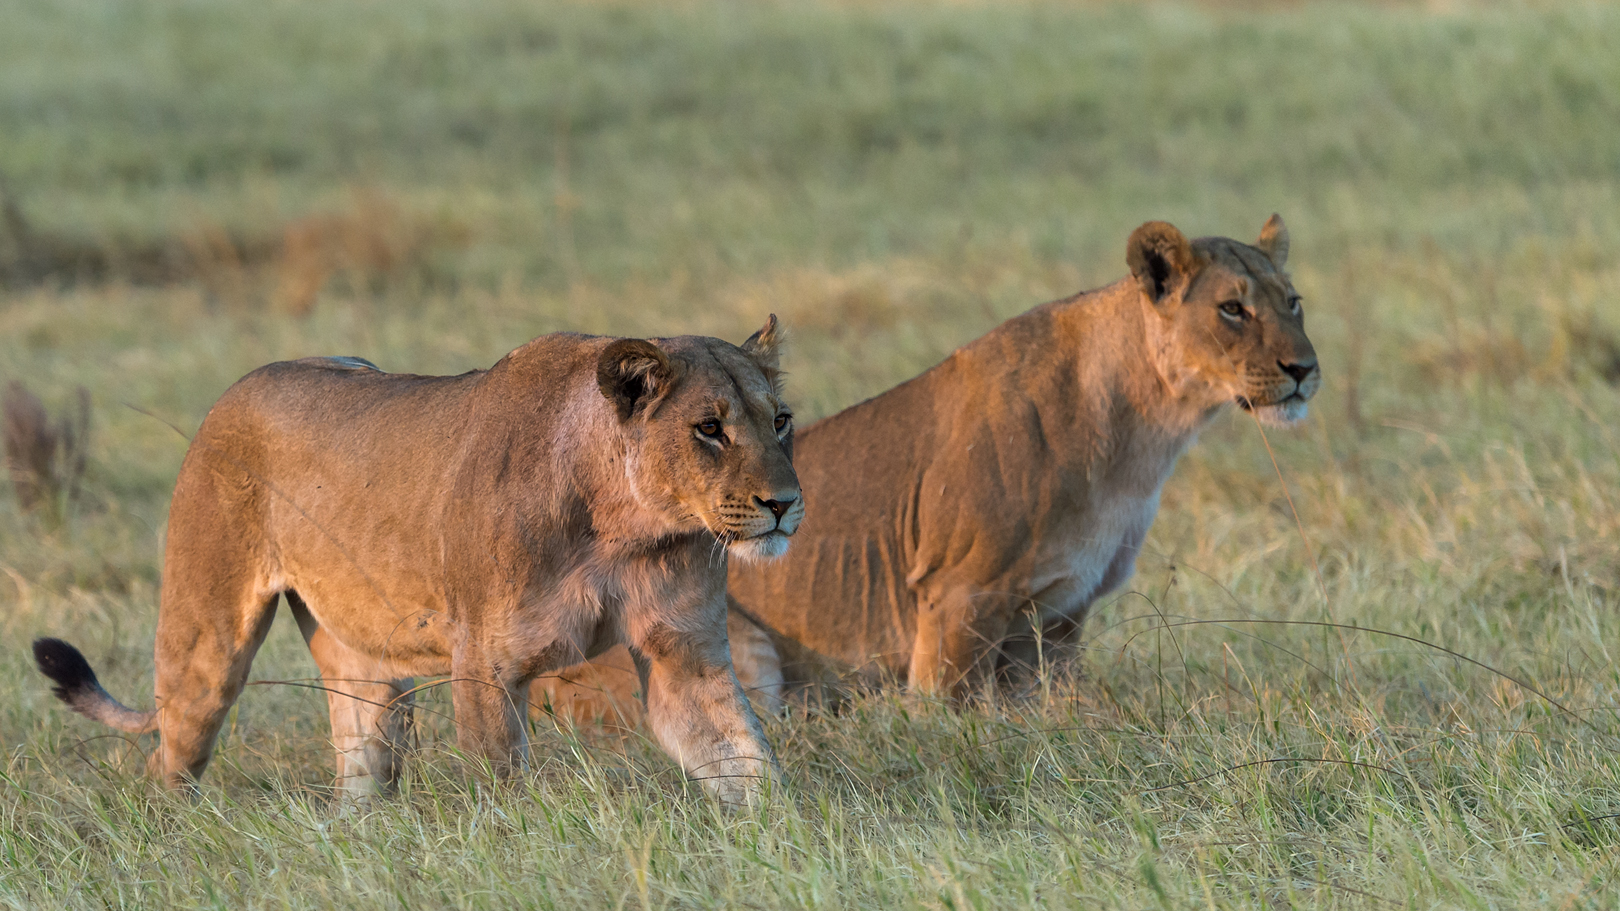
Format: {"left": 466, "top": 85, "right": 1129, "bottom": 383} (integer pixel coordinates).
{"left": 910, "top": 405, "right": 1185, "bottom": 612}
{"left": 1008, "top": 425, "right": 1195, "bottom": 627}
{"left": 1018, "top": 489, "right": 1162, "bottom": 624}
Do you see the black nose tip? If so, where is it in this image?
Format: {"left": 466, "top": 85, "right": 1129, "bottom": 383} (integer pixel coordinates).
{"left": 756, "top": 496, "right": 795, "bottom": 521}
{"left": 1279, "top": 360, "right": 1317, "bottom": 383}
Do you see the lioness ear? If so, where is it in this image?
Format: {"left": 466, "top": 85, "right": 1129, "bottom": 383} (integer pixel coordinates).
{"left": 597, "top": 339, "right": 673, "bottom": 421}
{"left": 1256, "top": 213, "right": 1289, "bottom": 267}
{"left": 741, "top": 313, "right": 782, "bottom": 373}
{"left": 1126, "top": 221, "right": 1196, "bottom": 306}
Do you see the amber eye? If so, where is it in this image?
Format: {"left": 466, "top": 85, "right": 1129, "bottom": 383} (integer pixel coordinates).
{"left": 774, "top": 413, "right": 791, "bottom": 433}
{"left": 697, "top": 420, "right": 723, "bottom": 439}
{"left": 1219, "top": 300, "right": 1246, "bottom": 319}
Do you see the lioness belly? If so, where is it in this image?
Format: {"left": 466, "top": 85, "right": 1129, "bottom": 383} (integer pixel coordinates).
{"left": 281, "top": 571, "right": 454, "bottom": 674}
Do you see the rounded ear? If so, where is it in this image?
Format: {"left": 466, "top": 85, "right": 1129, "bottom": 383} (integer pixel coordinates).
{"left": 741, "top": 313, "right": 782, "bottom": 372}
{"left": 597, "top": 339, "right": 673, "bottom": 421}
{"left": 1126, "top": 221, "right": 1196, "bottom": 306}
{"left": 1256, "top": 213, "right": 1289, "bottom": 267}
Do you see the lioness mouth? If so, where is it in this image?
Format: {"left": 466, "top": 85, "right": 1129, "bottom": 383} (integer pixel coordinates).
{"left": 728, "top": 529, "right": 792, "bottom": 561}
{"left": 1235, "top": 391, "right": 1305, "bottom": 411}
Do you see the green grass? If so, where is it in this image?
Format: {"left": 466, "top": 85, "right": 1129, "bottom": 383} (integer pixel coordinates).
{"left": 3, "top": 0, "right": 1620, "bottom": 907}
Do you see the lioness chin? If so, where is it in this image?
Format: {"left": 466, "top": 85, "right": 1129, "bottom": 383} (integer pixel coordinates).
{"left": 536, "top": 216, "right": 1319, "bottom": 714}
{"left": 35, "top": 318, "right": 803, "bottom": 805}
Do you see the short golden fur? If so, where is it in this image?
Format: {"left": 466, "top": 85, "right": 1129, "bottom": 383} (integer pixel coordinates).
{"left": 537, "top": 217, "right": 1318, "bottom": 710}
{"left": 35, "top": 318, "right": 802, "bottom": 804}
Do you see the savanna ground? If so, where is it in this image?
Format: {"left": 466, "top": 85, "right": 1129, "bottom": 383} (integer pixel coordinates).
{"left": 2, "top": 0, "right": 1619, "bottom": 907}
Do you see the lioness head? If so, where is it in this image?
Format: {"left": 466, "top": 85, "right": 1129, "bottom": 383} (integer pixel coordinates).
{"left": 1127, "top": 215, "right": 1320, "bottom": 426}
{"left": 597, "top": 315, "right": 804, "bottom": 560}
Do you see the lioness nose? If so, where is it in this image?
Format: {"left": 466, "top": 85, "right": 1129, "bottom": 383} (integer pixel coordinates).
{"left": 756, "top": 496, "right": 795, "bottom": 521}
{"left": 1279, "top": 360, "right": 1317, "bottom": 383}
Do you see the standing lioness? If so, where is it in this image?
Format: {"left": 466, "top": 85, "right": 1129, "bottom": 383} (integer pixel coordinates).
{"left": 537, "top": 216, "right": 1318, "bottom": 711}
{"left": 35, "top": 318, "right": 803, "bottom": 804}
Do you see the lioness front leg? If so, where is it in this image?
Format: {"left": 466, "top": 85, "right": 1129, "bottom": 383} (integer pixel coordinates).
{"left": 628, "top": 602, "right": 780, "bottom": 806}
{"left": 992, "top": 577, "right": 1095, "bottom": 690}
{"left": 449, "top": 649, "right": 529, "bottom": 778}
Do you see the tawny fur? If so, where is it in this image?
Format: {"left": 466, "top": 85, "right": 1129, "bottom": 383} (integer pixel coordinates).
{"left": 537, "top": 217, "right": 1318, "bottom": 710}
{"left": 36, "top": 318, "right": 802, "bottom": 805}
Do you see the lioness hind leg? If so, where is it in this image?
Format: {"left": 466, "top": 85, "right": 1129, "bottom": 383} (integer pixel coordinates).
{"left": 526, "top": 606, "right": 784, "bottom": 731}
{"left": 530, "top": 646, "right": 646, "bottom": 729}
{"left": 149, "top": 586, "right": 280, "bottom": 790}
{"left": 287, "top": 594, "right": 414, "bottom": 797}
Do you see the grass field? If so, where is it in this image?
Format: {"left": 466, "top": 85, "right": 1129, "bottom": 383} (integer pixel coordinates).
{"left": 3, "top": 0, "right": 1620, "bottom": 907}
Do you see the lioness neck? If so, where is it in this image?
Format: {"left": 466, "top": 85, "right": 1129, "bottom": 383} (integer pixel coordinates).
{"left": 946, "top": 278, "right": 1219, "bottom": 480}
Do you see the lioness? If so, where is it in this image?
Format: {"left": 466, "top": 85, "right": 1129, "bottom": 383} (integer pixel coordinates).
{"left": 35, "top": 318, "right": 804, "bottom": 804}
{"left": 535, "top": 216, "right": 1317, "bottom": 710}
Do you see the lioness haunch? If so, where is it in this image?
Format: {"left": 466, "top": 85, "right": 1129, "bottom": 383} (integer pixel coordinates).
{"left": 35, "top": 318, "right": 803, "bottom": 805}
{"left": 536, "top": 216, "right": 1320, "bottom": 714}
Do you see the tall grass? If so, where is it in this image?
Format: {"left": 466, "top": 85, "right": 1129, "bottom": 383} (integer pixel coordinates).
{"left": 2, "top": 0, "right": 1619, "bottom": 907}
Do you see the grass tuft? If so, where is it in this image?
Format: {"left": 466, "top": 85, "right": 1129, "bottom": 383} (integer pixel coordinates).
{"left": 2, "top": 381, "right": 90, "bottom": 530}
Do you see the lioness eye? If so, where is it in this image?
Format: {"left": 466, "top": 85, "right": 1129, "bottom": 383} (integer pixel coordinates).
{"left": 697, "top": 420, "right": 723, "bottom": 439}
{"left": 774, "top": 413, "right": 791, "bottom": 433}
{"left": 1219, "top": 301, "right": 1246, "bottom": 318}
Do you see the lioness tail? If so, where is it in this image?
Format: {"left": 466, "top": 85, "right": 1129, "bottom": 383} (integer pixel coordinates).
{"left": 33, "top": 638, "right": 158, "bottom": 734}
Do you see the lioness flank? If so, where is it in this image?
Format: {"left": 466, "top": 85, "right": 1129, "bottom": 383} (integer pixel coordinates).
{"left": 538, "top": 216, "right": 1319, "bottom": 711}
{"left": 35, "top": 318, "right": 802, "bottom": 805}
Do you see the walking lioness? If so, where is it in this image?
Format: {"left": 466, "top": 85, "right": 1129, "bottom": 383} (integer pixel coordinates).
{"left": 535, "top": 216, "right": 1318, "bottom": 711}
{"left": 35, "top": 318, "right": 803, "bottom": 804}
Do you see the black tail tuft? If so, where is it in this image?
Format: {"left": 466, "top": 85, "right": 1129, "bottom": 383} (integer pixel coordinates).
{"left": 33, "top": 637, "right": 100, "bottom": 703}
